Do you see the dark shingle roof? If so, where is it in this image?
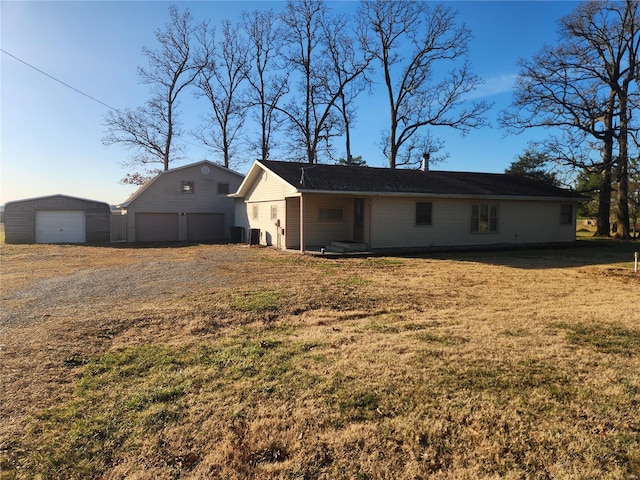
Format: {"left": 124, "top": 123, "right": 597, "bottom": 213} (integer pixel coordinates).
{"left": 260, "top": 160, "right": 584, "bottom": 200}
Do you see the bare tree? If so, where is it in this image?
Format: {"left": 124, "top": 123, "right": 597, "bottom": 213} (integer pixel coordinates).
{"left": 103, "top": 6, "right": 210, "bottom": 182}
{"left": 242, "top": 9, "right": 289, "bottom": 162}
{"left": 359, "top": 1, "right": 490, "bottom": 169}
{"left": 322, "top": 12, "right": 372, "bottom": 165}
{"left": 194, "top": 20, "right": 249, "bottom": 168}
{"left": 500, "top": 0, "right": 640, "bottom": 237}
{"left": 279, "top": 0, "right": 369, "bottom": 164}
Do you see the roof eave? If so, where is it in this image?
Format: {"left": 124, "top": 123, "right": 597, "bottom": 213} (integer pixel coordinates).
{"left": 294, "top": 189, "right": 586, "bottom": 202}
{"left": 233, "top": 160, "right": 298, "bottom": 198}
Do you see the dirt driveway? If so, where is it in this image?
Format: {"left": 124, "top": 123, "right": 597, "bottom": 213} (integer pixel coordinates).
{"left": 1, "top": 244, "right": 262, "bottom": 434}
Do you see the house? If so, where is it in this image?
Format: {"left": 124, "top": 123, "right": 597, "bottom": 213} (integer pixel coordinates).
{"left": 4, "top": 194, "right": 110, "bottom": 244}
{"left": 231, "top": 160, "right": 586, "bottom": 253}
{"left": 118, "top": 160, "right": 244, "bottom": 243}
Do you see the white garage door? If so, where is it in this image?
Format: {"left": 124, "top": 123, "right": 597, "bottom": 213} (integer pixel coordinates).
{"left": 35, "top": 210, "right": 86, "bottom": 243}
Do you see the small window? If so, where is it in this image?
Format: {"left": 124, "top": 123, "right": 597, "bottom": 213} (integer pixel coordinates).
{"left": 319, "top": 208, "right": 343, "bottom": 221}
{"left": 252, "top": 204, "right": 259, "bottom": 220}
{"left": 560, "top": 204, "right": 573, "bottom": 225}
{"left": 471, "top": 204, "right": 498, "bottom": 233}
{"left": 271, "top": 205, "right": 278, "bottom": 220}
{"left": 416, "top": 202, "right": 432, "bottom": 226}
{"left": 181, "top": 181, "right": 194, "bottom": 194}
{"left": 217, "top": 183, "right": 230, "bottom": 195}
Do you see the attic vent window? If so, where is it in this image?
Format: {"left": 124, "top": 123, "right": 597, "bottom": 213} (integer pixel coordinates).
{"left": 181, "top": 181, "right": 195, "bottom": 194}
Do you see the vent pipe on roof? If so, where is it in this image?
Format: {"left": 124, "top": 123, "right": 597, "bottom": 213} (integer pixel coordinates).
{"left": 421, "top": 153, "right": 430, "bottom": 172}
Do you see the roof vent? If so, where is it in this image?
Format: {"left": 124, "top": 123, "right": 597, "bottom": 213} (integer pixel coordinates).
{"left": 421, "top": 153, "right": 430, "bottom": 172}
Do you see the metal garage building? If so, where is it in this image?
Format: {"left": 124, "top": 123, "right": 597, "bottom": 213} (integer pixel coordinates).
{"left": 4, "top": 195, "right": 111, "bottom": 244}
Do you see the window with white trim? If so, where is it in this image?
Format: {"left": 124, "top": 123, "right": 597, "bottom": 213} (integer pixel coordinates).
{"left": 471, "top": 204, "right": 498, "bottom": 233}
{"left": 181, "top": 181, "right": 194, "bottom": 194}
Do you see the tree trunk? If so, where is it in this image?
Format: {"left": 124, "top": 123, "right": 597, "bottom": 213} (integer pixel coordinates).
{"left": 615, "top": 100, "right": 630, "bottom": 238}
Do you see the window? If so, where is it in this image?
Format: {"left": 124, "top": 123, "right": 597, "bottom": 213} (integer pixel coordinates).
{"left": 252, "top": 204, "right": 259, "bottom": 220}
{"left": 181, "top": 181, "right": 194, "bottom": 194}
{"left": 415, "top": 202, "right": 432, "bottom": 226}
{"left": 217, "top": 183, "right": 230, "bottom": 195}
{"left": 471, "top": 204, "right": 498, "bottom": 233}
{"left": 560, "top": 204, "right": 573, "bottom": 225}
{"left": 319, "top": 208, "right": 343, "bottom": 220}
{"left": 271, "top": 205, "right": 278, "bottom": 220}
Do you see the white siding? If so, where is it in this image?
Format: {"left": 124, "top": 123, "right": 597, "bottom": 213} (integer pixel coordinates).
{"left": 236, "top": 163, "right": 578, "bottom": 251}
{"left": 285, "top": 197, "right": 300, "bottom": 249}
{"left": 244, "top": 200, "right": 287, "bottom": 247}
{"left": 302, "top": 195, "right": 353, "bottom": 248}
{"left": 243, "top": 169, "right": 297, "bottom": 247}
{"left": 370, "top": 197, "right": 577, "bottom": 249}
{"left": 245, "top": 169, "right": 297, "bottom": 202}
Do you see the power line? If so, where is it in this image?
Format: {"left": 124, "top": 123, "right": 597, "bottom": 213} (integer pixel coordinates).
{"left": 1, "top": 48, "right": 118, "bottom": 111}
{"left": 1, "top": 48, "right": 210, "bottom": 153}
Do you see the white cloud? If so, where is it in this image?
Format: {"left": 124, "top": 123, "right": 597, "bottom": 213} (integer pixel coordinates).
{"left": 467, "top": 73, "right": 518, "bottom": 100}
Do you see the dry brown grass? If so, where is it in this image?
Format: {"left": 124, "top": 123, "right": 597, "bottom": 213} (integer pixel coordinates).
{"left": 1, "top": 241, "right": 639, "bottom": 479}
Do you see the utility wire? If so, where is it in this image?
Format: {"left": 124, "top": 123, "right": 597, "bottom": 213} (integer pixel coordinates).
{"left": 1, "top": 48, "right": 209, "bottom": 152}
{"left": 1, "top": 48, "right": 118, "bottom": 111}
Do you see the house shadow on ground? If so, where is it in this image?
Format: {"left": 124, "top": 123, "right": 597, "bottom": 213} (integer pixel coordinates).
{"left": 408, "top": 239, "right": 640, "bottom": 270}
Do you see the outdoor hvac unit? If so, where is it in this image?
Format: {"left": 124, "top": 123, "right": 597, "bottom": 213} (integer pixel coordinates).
{"left": 249, "top": 228, "right": 260, "bottom": 245}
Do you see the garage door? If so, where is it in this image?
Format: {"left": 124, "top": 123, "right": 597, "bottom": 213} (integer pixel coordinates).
{"left": 187, "top": 213, "right": 224, "bottom": 243}
{"left": 35, "top": 210, "right": 86, "bottom": 243}
{"left": 135, "top": 213, "right": 178, "bottom": 242}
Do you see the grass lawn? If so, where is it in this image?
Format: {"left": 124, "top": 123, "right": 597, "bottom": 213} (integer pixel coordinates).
{"left": 1, "top": 240, "right": 639, "bottom": 479}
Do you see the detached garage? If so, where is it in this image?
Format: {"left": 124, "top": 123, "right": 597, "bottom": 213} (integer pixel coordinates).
{"left": 4, "top": 195, "right": 110, "bottom": 244}
{"left": 118, "top": 160, "right": 243, "bottom": 243}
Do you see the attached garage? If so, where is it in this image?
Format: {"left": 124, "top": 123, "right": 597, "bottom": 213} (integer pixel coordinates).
{"left": 4, "top": 195, "right": 110, "bottom": 244}
{"left": 135, "top": 213, "right": 179, "bottom": 242}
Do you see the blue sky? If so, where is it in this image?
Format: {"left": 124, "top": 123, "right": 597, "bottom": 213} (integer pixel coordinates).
{"left": 1, "top": 1, "right": 579, "bottom": 206}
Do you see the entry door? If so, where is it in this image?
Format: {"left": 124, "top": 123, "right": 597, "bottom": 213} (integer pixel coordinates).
{"left": 353, "top": 198, "right": 364, "bottom": 242}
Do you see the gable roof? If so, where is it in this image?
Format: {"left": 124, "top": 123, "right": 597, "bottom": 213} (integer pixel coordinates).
{"left": 118, "top": 160, "right": 244, "bottom": 208}
{"left": 235, "top": 160, "right": 585, "bottom": 201}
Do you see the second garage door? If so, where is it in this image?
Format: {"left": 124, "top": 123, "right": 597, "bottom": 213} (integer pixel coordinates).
{"left": 135, "top": 213, "right": 179, "bottom": 242}
{"left": 187, "top": 213, "right": 224, "bottom": 242}
{"left": 35, "top": 210, "right": 86, "bottom": 243}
